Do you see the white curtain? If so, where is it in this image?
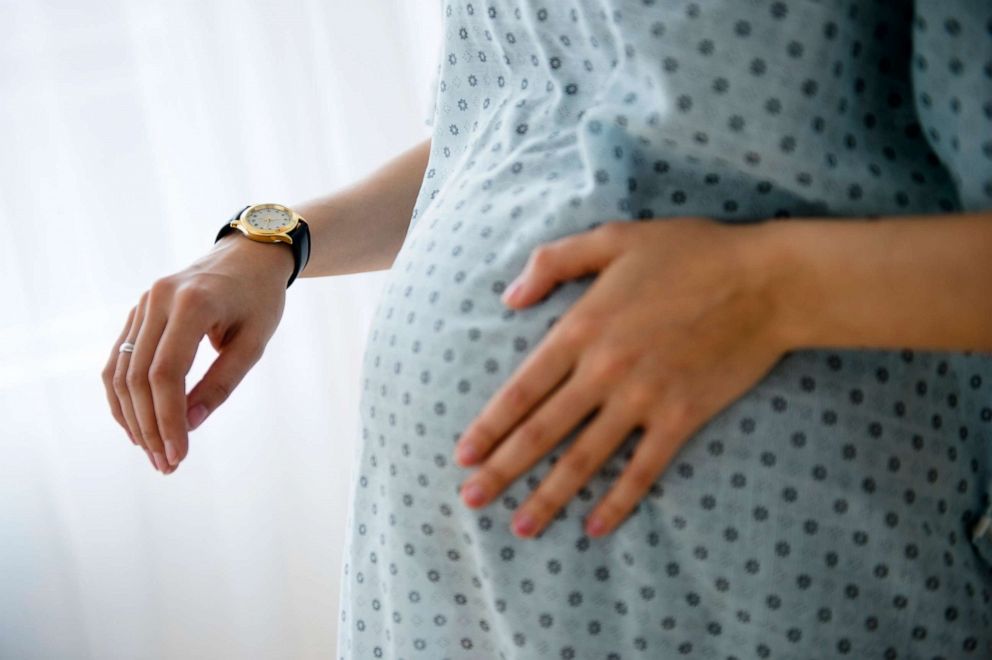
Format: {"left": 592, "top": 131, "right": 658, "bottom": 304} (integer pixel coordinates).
{"left": 0, "top": 2, "right": 441, "bottom": 658}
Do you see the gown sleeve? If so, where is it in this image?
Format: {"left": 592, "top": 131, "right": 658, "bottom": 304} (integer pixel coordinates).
{"left": 909, "top": 0, "right": 992, "bottom": 560}
{"left": 909, "top": 0, "right": 992, "bottom": 212}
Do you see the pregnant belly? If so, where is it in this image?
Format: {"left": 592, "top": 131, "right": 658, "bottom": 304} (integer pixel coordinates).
{"left": 341, "top": 138, "right": 992, "bottom": 654}
{"left": 354, "top": 250, "right": 992, "bottom": 649}
{"left": 360, "top": 195, "right": 990, "bottom": 553}
{"left": 347, "top": 192, "right": 992, "bottom": 658}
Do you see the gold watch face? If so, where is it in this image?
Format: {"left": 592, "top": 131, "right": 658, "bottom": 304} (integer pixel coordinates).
{"left": 242, "top": 203, "right": 296, "bottom": 234}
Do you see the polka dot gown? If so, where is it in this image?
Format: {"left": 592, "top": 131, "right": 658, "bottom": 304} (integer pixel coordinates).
{"left": 337, "top": 1, "right": 992, "bottom": 658}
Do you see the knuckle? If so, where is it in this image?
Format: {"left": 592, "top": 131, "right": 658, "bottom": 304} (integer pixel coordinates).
{"left": 136, "top": 419, "right": 158, "bottom": 439}
{"left": 524, "top": 489, "right": 558, "bottom": 519}
{"left": 625, "top": 460, "right": 659, "bottom": 491}
{"left": 515, "top": 420, "right": 545, "bottom": 447}
{"left": 147, "top": 362, "right": 178, "bottom": 386}
{"left": 560, "top": 315, "right": 597, "bottom": 349}
{"left": 112, "top": 371, "right": 129, "bottom": 393}
{"left": 148, "top": 277, "right": 176, "bottom": 301}
{"left": 501, "top": 381, "right": 532, "bottom": 412}
{"left": 477, "top": 462, "right": 510, "bottom": 489}
{"left": 557, "top": 448, "right": 594, "bottom": 480}
{"left": 587, "top": 348, "right": 636, "bottom": 382}
{"left": 530, "top": 244, "right": 556, "bottom": 270}
{"left": 205, "top": 379, "right": 234, "bottom": 404}
{"left": 143, "top": 431, "right": 163, "bottom": 449}
{"left": 125, "top": 369, "right": 146, "bottom": 390}
{"left": 619, "top": 381, "right": 655, "bottom": 414}
{"left": 173, "top": 282, "right": 213, "bottom": 311}
{"left": 466, "top": 417, "right": 497, "bottom": 447}
{"left": 248, "top": 338, "right": 266, "bottom": 361}
{"left": 593, "top": 497, "right": 623, "bottom": 525}
{"left": 243, "top": 346, "right": 265, "bottom": 370}
{"left": 238, "top": 336, "right": 267, "bottom": 367}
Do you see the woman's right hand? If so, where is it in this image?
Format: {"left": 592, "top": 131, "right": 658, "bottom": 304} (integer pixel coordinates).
{"left": 101, "top": 233, "right": 296, "bottom": 474}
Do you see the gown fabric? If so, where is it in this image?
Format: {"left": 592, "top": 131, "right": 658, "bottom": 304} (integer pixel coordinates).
{"left": 337, "top": 1, "right": 992, "bottom": 657}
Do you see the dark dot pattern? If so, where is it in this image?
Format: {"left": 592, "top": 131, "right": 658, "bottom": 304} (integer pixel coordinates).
{"left": 337, "top": 1, "right": 992, "bottom": 657}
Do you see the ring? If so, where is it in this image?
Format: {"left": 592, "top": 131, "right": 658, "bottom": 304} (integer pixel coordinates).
{"left": 119, "top": 341, "right": 135, "bottom": 353}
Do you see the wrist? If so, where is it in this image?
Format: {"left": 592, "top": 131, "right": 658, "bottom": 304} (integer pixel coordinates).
{"left": 735, "top": 219, "right": 799, "bottom": 353}
{"left": 743, "top": 218, "right": 833, "bottom": 353}
{"left": 212, "top": 231, "right": 296, "bottom": 282}
{"left": 749, "top": 217, "right": 886, "bottom": 352}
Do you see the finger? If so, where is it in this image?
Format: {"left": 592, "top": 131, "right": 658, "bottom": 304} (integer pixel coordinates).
{"left": 184, "top": 328, "right": 266, "bottom": 433}
{"left": 113, "top": 296, "right": 147, "bottom": 453}
{"left": 142, "top": 445, "right": 160, "bottom": 472}
{"left": 502, "top": 222, "right": 629, "bottom": 307}
{"left": 103, "top": 305, "right": 137, "bottom": 445}
{"left": 458, "top": 374, "right": 602, "bottom": 511}
{"left": 584, "top": 413, "right": 689, "bottom": 538}
{"left": 149, "top": 289, "right": 216, "bottom": 468}
{"left": 127, "top": 286, "right": 171, "bottom": 473}
{"left": 454, "top": 323, "right": 580, "bottom": 466}
{"left": 510, "top": 396, "right": 640, "bottom": 538}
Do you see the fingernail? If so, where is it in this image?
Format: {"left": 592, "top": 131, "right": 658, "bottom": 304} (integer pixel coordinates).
{"left": 462, "top": 482, "right": 486, "bottom": 507}
{"left": 127, "top": 430, "right": 137, "bottom": 445}
{"left": 187, "top": 404, "right": 208, "bottom": 431}
{"left": 514, "top": 511, "right": 536, "bottom": 536}
{"left": 164, "top": 440, "right": 180, "bottom": 467}
{"left": 152, "top": 451, "right": 169, "bottom": 474}
{"left": 502, "top": 279, "right": 522, "bottom": 304}
{"left": 586, "top": 515, "right": 607, "bottom": 537}
{"left": 456, "top": 444, "right": 477, "bottom": 465}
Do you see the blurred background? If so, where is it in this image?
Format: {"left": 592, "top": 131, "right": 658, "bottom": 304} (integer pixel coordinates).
{"left": 0, "top": 2, "right": 441, "bottom": 658}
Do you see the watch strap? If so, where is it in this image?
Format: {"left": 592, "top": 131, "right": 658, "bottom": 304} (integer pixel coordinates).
{"left": 214, "top": 205, "right": 251, "bottom": 244}
{"left": 285, "top": 219, "right": 311, "bottom": 289}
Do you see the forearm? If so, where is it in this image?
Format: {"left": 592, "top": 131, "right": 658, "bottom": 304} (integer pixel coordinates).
{"left": 293, "top": 136, "right": 432, "bottom": 277}
{"left": 758, "top": 211, "right": 992, "bottom": 353}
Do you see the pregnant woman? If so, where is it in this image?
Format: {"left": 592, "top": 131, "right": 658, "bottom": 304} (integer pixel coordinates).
{"left": 103, "top": 1, "right": 992, "bottom": 658}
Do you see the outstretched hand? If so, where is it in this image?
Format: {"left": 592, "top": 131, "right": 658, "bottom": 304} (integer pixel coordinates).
{"left": 452, "top": 217, "right": 792, "bottom": 539}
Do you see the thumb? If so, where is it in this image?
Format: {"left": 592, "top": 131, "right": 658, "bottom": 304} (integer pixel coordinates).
{"left": 502, "top": 222, "right": 626, "bottom": 307}
{"left": 186, "top": 331, "right": 266, "bottom": 431}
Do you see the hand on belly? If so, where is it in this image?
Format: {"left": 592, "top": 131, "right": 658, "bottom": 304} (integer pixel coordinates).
{"left": 452, "top": 216, "right": 792, "bottom": 539}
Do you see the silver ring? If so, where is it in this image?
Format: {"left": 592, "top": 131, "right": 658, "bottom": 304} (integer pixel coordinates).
{"left": 119, "top": 341, "right": 135, "bottom": 354}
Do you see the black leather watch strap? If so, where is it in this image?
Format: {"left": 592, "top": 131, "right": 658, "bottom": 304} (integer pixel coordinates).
{"left": 284, "top": 219, "right": 311, "bottom": 289}
{"left": 214, "top": 205, "right": 251, "bottom": 244}
{"left": 215, "top": 205, "right": 311, "bottom": 289}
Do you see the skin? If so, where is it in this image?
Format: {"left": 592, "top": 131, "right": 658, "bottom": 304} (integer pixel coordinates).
{"left": 451, "top": 212, "right": 992, "bottom": 540}
{"left": 102, "top": 233, "right": 293, "bottom": 473}
{"left": 101, "top": 136, "right": 992, "bottom": 542}
{"left": 101, "top": 138, "right": 431, "bottom": 474}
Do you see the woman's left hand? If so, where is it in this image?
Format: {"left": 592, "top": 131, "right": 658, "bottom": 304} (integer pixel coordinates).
{"left": 452, "top": 216, "right": 793, "bottom": 539}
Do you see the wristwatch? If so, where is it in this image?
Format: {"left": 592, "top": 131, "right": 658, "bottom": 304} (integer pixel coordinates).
{"left": 215, "top": 203, "right": 311, "bottom": 288}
